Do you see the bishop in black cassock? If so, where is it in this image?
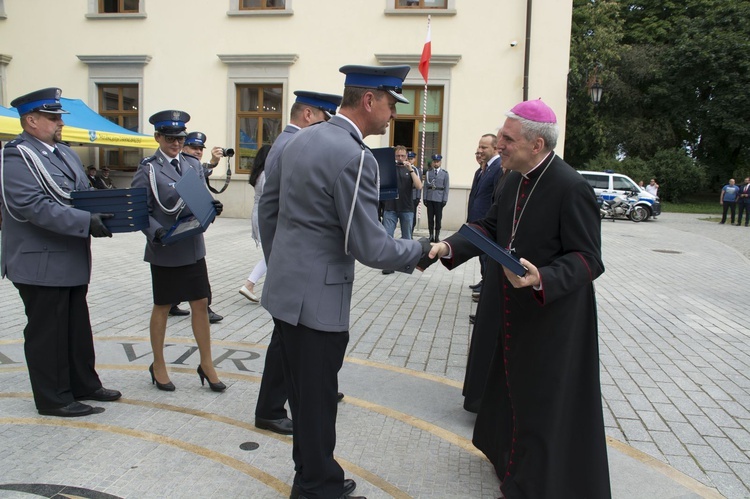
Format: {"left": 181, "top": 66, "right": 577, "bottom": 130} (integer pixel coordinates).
{"left": 423, "top": 99, "right": 611, "bottom": 499}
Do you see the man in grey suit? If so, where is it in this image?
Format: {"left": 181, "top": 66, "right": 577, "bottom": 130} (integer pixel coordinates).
{"left": 254, "top": 90, "right": 343, "bottom": 437}
{"left": 0, "top": 88, "right": 121, "bottom": 417}
{"left": 259, "top": 65, "right": 433, "bottom": 499}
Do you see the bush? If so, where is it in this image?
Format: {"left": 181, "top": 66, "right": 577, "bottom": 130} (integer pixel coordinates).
{"left": 648, "top": 149, "right": 705, "bottom": 203}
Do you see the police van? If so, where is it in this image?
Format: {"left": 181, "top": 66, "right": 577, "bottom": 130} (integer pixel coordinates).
{"left": 578, "top": 170, "right": 661, "bottom": 220}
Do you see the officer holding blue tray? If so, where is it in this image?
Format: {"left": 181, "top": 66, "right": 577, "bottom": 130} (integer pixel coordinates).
{"left": 131, "top": 110, "right": 226, "bottom": 393}
{"left": 0, "top": 87, "right": 121, "bottom": 417}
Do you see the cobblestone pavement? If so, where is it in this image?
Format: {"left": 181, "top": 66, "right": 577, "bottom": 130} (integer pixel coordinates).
{"left": 0, "top": 212, "right": 746, "bottom": 498}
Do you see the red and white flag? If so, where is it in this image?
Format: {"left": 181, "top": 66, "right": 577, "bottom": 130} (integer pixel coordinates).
{"left": 418, "top": 18, "right": 432, "bottom": 83}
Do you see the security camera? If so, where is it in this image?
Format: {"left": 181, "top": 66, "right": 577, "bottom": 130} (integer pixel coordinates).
{"left": 510, "top": 41, "right": 518, "bottom": 47}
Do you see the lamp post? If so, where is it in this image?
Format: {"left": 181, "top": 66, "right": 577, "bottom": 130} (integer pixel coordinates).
{"left": 588, "top": 79, "right": 603, "bottom": 105}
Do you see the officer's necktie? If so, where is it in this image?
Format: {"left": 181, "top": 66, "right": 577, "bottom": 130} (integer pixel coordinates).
{"left": 171, "top": 158, "right": 181, "bottom": 175}
{"left": 53, "top": 148, "right": 76, "bottom": 178}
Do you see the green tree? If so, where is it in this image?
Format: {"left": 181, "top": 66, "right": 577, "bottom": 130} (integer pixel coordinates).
{"left": 564, "top": 0, "right": 624, "bottom": 168}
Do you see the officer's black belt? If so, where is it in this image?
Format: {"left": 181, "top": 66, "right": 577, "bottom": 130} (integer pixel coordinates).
{"left": 429, "top": 187, "right": 445, "bottom": 190}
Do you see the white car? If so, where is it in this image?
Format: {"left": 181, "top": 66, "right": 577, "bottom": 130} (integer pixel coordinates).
{"left": 578, "top": 170, "right": 661, "bottom": 220}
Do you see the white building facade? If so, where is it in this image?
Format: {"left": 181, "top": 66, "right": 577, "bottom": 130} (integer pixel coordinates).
{"left": 0, "top": 0, "right": 573, "bottom": 226}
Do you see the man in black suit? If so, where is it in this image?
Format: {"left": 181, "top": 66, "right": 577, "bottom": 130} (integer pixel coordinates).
{"left": 736, "top": 177, "right": 750, "bottom": 226}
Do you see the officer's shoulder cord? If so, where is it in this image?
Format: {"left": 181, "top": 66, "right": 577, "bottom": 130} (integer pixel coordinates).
{"left": 1, "top": 144, "right": 72, "bottom": 223}
{"left": 147, "top": 162, "right": 185, "bottom": 216}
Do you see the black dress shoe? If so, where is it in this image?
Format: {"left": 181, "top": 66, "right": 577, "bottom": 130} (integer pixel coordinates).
{"left": 208, "top": 307, "right": 223, "bottom": 323}
{"left": 291, "top": 479, "right": 356, "bottom": 499}
{"left": 469, "top": 314, "right": 476, "bottom": 324}
{"left": 38, "top": 401, "right": 97, "bottom": 417}
{"left": 382, "top": 269, "right": 394, "bottom": 274}
{"left": 469, "top": 280, "right": 483, "bottom": 290}
{"left": 75, "top": 387, "right": 122, "bottom": 402}
{"left": 337, "top": 392, "right": 345, "bottom": 402}
{"left": 255, "top": 416, "right": 293, "bottom": 435}
{"left": 169, "top": 305, "right": 190, "bottom": 316}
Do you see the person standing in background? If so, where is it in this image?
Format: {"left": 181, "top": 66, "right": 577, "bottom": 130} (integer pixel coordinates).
{"left": 422, "top": 153, "right": 449, "bottom": 242}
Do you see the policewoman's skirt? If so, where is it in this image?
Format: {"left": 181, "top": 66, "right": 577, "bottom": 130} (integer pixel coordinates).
{"left": 150, "top": 258, "right": 211, "bottom": 305}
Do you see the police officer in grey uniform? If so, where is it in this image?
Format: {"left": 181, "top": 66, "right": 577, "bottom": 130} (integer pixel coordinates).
{"left": 264, "top": 90, "right": 343, "bottom": 179}
{"left": 254, "top": 90, "right": 343, "bottom": 437}
{"left": 259, "top": 65, "right": 434, "bottom": 499}
{"left": 0, "top": 88, "right": 121, "bottom": 417}
{"left": 131, "top": 111, "right": 225, "bottom": 393}
{"left": 423, "top": 154, "right": 450, "bottom": 242}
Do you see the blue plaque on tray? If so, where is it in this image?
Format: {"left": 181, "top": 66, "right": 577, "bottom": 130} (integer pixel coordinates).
{"left": 71, "top": 187, "right": 148, "bottom": 233}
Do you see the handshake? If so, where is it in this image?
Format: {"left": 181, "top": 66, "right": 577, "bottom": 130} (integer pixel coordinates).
{"left": 416, "top": 237, "right": 440, "bottom": 271}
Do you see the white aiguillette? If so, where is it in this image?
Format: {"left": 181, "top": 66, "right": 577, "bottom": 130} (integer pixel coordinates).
{"left": 161, "top": 167, "right": 217, "bottom": 245}
{"left": 457, "top": 224, "right": 527, "bottom": 277}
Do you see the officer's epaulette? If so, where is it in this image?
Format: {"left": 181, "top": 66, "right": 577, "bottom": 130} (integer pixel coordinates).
{"left": 141, "top": 154, "right": 158, "bottom": 164}
{"left": 4, "top": 137, "right": 22, "bottom": 148}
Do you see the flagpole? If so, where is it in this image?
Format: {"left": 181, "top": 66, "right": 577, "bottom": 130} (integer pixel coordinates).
{"left": 417, "top": 15, "right": 431, "bottom": 231}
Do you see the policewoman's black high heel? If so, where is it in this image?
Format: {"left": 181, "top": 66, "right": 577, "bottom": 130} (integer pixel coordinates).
{"left": 149, "top": 363, "right": 175, "bottom": 391}
{"left": 197, "top": 365, "right": 226, "bottom": 392}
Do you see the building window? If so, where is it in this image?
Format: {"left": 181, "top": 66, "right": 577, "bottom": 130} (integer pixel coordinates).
{"left": 99, "top": 0, "right": 139, "bottom": 13}
{"left": 240, "top": 0, "right": 285, "bottom": 9}
{"left": 385, "top": 0, "right": 455, "bottom": 15}
{"left": 396, "top": 0, "right": 446, "bottom": 8}
{"left": 390, "top": 86, "right": 443, "bottom": 166}
{"left": 98, "top": 84, "right": 141, "bottom": 171}
{"left": 229, "top": 0, "right": 292, "bottom": 16}
{"left": 235, "top": 84, "right": 283, "bottom": 173}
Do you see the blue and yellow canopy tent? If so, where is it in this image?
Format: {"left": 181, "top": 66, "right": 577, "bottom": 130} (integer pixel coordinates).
{"left": 0, "top": 98, "right": 158, "bottom": 149}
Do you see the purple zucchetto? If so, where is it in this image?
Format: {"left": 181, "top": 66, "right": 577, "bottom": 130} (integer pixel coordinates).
{"left": 510, "top": 98, "right": 557, "bottom": 124}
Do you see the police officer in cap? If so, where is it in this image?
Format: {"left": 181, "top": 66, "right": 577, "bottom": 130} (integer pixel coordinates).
{"left": 0, "top": 87, "right": 121, "bottom": 417}
{"left": 259, "top": 65, "right": 436, "bottom": 499}
{"left": 252, "top": 89, "right": 343, "bottom": 437}
{"left": 131, "top": 110, "right": 226, "bottom": 393}
{"left": 423, "top": 154, "right": 450, "bottom": 242}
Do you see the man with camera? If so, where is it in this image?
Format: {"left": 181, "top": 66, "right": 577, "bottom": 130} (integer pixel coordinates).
{"left": 381, "top": 145, "right": 422, "bottom": 274}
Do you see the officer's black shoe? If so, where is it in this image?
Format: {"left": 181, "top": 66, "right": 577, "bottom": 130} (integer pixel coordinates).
{"left": 337, "top": 392, "right": 345, "bottom": 402}
{"left": 469, "top": 314, "right": 476, "bottom": 324}
{"left": 38, "top": 401, "right": 97, "bottom": 418}
{"left": 255, "top": 417, "right": 293, "bottom": 435}
{"left": 208, "top": 307, "right": 223, "bottom": 323}
{"left": 291, "top": 479, "right": 357, "bottom": 499}
{"left": 169, "top": 305, "right": 190, "bottom": 316}
{"left": 469, "top": 280, "right": 483, "bottom": 290}
{"left": 382, "top": 269, "right": 395, "bottom": 275}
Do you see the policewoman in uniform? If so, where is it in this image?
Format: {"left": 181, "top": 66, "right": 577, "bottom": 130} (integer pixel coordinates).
{"left": 422, "top": 154, "right": 449, "bottom": 242}
{"left": 131, "top": 111, "right": 225, "bottom": 393}
{"left": 0, "top": 88, "right": 121, "bottom": 417}
{"left": 259, "top": 65, "right": 434, "bottom": 499}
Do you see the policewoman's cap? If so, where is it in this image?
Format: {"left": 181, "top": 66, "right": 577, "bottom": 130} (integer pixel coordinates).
{"left": 339, "top": 65, "right": 411, "bottom": 104}
{"left": 294, "top": 91, "right": 343, "bottom": 118}
{"left": 149, "top": 110, "right": 190, "bottom": 137}
{"left": 432, "top": 154, "right": 443, "bottom": 161}
{"left": 407, "top": 151, "right": 416, "bottom": 159}
{"left": 11, "top": 87, "right": 69, "bottom": 116}
{"left": 185, "top": 131, "right": 207, "bottom": 148}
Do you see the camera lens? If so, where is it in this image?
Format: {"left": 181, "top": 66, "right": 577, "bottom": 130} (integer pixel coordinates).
{"left": 222, "top": 148, "right": 235, "bottom": 158}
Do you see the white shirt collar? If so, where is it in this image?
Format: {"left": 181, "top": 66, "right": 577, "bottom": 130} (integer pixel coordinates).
{"left": 337, "top": 113, "right": 363, "bottom": 140}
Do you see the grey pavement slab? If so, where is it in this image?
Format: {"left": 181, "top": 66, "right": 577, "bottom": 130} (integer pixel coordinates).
{"left": 0, "top": 212, "right": 744, "bottom": 498}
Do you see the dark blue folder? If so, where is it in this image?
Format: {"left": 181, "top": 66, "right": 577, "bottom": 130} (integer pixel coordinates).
{"left": 457, "top": 224, "right": 527, "bottom": 276}
{"left": 372, "top": 147, "right": 398, "bottom": 200}
{"left": 161, "top": 167, "right": 217, "bottom": 245}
